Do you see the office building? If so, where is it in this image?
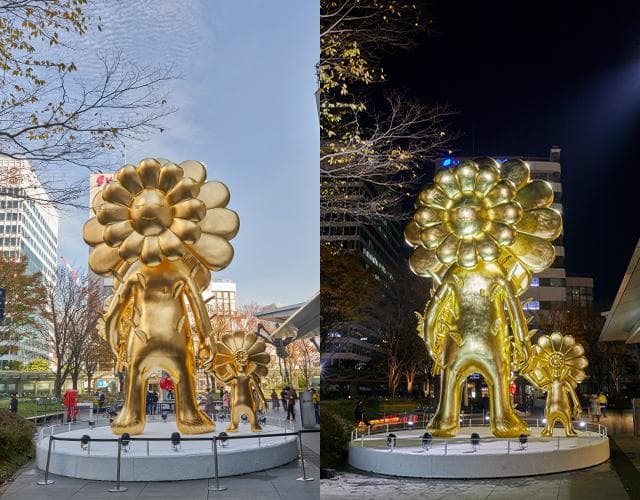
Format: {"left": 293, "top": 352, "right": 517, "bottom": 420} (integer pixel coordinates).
{"left": 0, "top": 157, "right": 59, "bottom": 364}
{"left": 566, "top": 275, "right": 595, "bottom": 315}
{"left": 203, "top": 280, "right": 237, "bottom": 316}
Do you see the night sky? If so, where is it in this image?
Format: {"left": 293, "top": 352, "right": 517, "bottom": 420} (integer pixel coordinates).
{"left": 382, "top": 1, "right": 640, "bottom": 308}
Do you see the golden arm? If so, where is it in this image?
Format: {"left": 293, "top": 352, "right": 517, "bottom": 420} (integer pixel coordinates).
{"left": 103, "top": 277, "right": 134, "bottom": 358}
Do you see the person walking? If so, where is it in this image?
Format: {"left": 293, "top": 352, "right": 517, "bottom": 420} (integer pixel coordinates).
{"left": 280, "top": 387, "right": 288, "bottom": 411}
{"left": 98, "top": 391, "right": 105, "bottom": 414}
{"left": 286, "top": 385, "right": 297, "bottom": 421}
{"left": 205, "top": 388, "right": 215, "bottom": 415}
{"left": 589, "top": 393, "right": 601, "bottom": 422}
{"left": 271, "top": 389, "right": 279, "bottom": 410}
{"left": 355, "top": 400, "right": 370, "bottom": 427}
{"left": 598, "top": 392, "right": 608, "bottom": 418}
{"left": 311, "top": 388, "right": 320, "bottom": 424}
{"left": 145, "top": 388, "right": 154, "bottom": 415}
{"left": 63, "top": 388, "right": 79, "bottom": 423}
{"left": 9, "top": 393, "right": 18, "bottom": 414}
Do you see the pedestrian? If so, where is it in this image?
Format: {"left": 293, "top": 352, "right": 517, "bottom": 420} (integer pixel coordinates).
{"left": 98, "top": 391, "right": 105, "bottom": 414}
{"left": 311, "top": 388, "right": 320, "bottom": 424}
{"left": 63, "top": 388, "right": 79, "bottom": 423}
{"left": 145, "top": 388, "right": 154, "bottom": 415}
{"left": 589, "top": 393, "right": 601, "bottom": 422}
{"left": 206, "top": 388, "right": 215, "bottom": 414}
{"left": 271, "top": 389, "right": 279, "bottom": 410}
{"left": 355, "top": 400, "right": 370, "bottom": 426}
{"left": 222, "top": 390, "right": 230, "bottom": 416}
{"left": 598, "top": 392, "right": 608, "bottom": 418}
{"left": 151, "top": 390, "right": 158, "bottom": 414}
{"left": 9, "top": 393, "right": 18, "bottom": 414}
{"left": 280, "top": 387, "right": 288, "bottom": 410}
{"left": 286, "top": 385, "right": 297, "bottom": 421}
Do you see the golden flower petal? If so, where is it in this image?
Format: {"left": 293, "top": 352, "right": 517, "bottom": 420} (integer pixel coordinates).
{"left": 103, "top": 181, "right": 133, "bottom": 207}
{"left": 200, "top": 208, "right": 240, "bottom": 239}
{"left": 187, "top": 233, "right": 234, "bottom": 271}
{"left": 173, "top": 199, "right": 206, "bottom": 222}
{"left": 229, "top": 330, "right": 243, "bottom": 351}
{"left": 251, "top": 352, "right": 270, "bottom": 365}
{"left": 515, "top": 179, "right": 554, "bottom": 210}
{"left": 486, "top": 221, "right": 515, "bottom": 246}
{"left": 560, "top": 334, "right": 576, "bottom": 353}
{"left": 92, "top": 190, "right": 106, "bottom": 216}
{"left": 404, "top": 220, "right": 422, "bottom": 247}
{"left": 254, "top": 364, "right": 268, "bottom": 377}
{"left": 515, "top": 208, "right": 562, "bottom": 240}
{"left": 89, "top": 243, "right": 122, "bottom": 275}
{"left": 216, "top": 342, "right": 233, "bottom": 357}
{"left": 168, "top": 177, "right": 200, "bottom": 204}
{"left": 214, "top": 353, "right": 234, "bottom": 367}
{"left": 138, "top": 158, "right": 161, "bottom": 189}
{"left": 158, "top": 229, "right": 186, "bottom": 260}
{"left": 458, "top": 239, "right": 477, "bottom": 268}
{"left": 180, "top": 160, "right": 206, "bottom": 184}
{"left": 414, "top": 206, "right": 444, "bottom": 228}
{"left": 156, "top": 158, "right": 171, "bottom": 166}
{"left": 103, "top": 220, "right": 133, "bottom": 247}
{"left": 550, "top": 332, "right": 563, "bottom": 353}
{"left": 158, "top": 163, "right": 184, "bottom": 193}
{"left": 118, "top": 231, "right": 144, "bottom": 262}
{"left": 198, "top": 181, "right": 231, "bottom": 209}
{"left": 537, "top": 335, "right": 553, "bottom": 356}
{"left": 83, "top": 217, "right": 104, "bottom": 246}
{"left": 418, "top": 185, "right": 449, "bottom": 209}
{"left": 242, "top": 332, "right": 258, "bottom": 349}
{"left": 566, "top": 357, "right": 588, "bottom": 370}
{"left": 473, "top": 157, "right": 500, "bottom": 170}
{"left": 436, "top": 233, "right": 459, "bottom": 265}
{"left": 116, "top": 165, "right": 144, "bottom": 195}
{"left": 488, "top": 202, "right": 523, "bottom": 225}
{"left": 507, "top": 233, "right": 555, "bottom": 272}
{"left": 475, "top": 233, "right": 499, "bottom": 262}
{"left": 434, "top": 169, "right": 460, "bottom": 199}
{"left": 455, "top": 161, "right": 479, "bottom": 193}
{"left": 565, "top": 344, "right": 585, "bottom": 360}
{"left": 409, "top": 246, "right": 442, "bottom": 277}
{"left": 96, "top": 201, "right": 129, "bottom": 226}
{"left": 485, "top": 180, "right": 516, "bottom": 208}
{"left": 170, "top": 219, "right": 202, "bottom": 245}
{"left": 420, "top": 224, "right": 449, "bottom": 250}
{"left": 221, "top": 333, "right": 235, "bottom": 353}
{"left": 500, "top": 159, "right": 530, "bottom": 190}
{"left": 247, "top": 339, "right": 265, "bottom": 356}
{"left": 141, "top": 235, "right": 162, "bottom": 266}
{"left": 475, "top": 165, "right": 500, "bottom": 195}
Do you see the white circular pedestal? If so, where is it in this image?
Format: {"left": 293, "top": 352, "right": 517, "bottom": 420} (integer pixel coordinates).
{"left": 36, "top": 421, "right": 299, "bottom": 481}
{"left": 349, "top": 426, "right": 610, "bottom": 478}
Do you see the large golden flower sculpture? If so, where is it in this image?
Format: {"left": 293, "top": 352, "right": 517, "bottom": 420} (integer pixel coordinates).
{"left": 405, "top": 158, "right": 562, "bottom": 292}
{"left": 212, "top": 331, "right": 270, "bottom": 380}
{"left": 525, "top": 332, "right": 588, "bottom": 389}
{"left": 83, "top": 158, "right": 239, "bottom": 275}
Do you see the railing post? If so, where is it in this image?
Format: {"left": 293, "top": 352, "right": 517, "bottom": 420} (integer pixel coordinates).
{"left": 109, "top": 438, "right": 128, "bottom": 492}
{"left": 360, "top": 433, "right": 364, "bottom": 447}
{"left": 444, "top": 441, "right": 448, "bottom": 456}
{"left": 146, "top": 440, "right": 150, "bottom": 456}
{"left": 208, "top": 437, "right": 227, "bottom": 491}
{"left": 556, "top": 436, "right": 560, "bottom": 450}
{"left": 36, "top": 436, "right": 55, "bottom": 485}
{"left": 507, "top": 440, "right": 510, "bottom": 454}
{"left": 296, "top": 431, "right": 314, "bottom": 481}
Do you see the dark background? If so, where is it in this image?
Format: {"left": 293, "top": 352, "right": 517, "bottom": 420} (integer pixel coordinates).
{"left": 383, "top": 1, "right": 640, "bottom": 308}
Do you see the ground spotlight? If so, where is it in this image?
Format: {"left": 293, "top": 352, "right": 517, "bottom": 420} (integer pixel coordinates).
{"left": 218, "top": 431, "right": 229, "bottom": 447}
{"left": 485, "top": 415, "right": 490, "bottom": 422}
{"left": 171, "top": 432, "right": 181, "bottom": 451}
{"left": 241, "top": 414, "right": 249, "bottom": 424}
{"left": 421, "top": 432, "right": 432, "bottom": 452}
{"left": 88, "top": 420, "right": 95, "bottom": 429}
{"left": 161, "top": 411, "right": 168, "bottom": 422}
{"left": 386, "top": 433, "right": 396, "bottom": 450}
{"left": 120, "top": 433, "right": 131, "bottom": 452}
{"left": 470, "top": 432, "right": 480, "bottom": 452}
{"left": 579, "top": 421, "right": 586, "bottom": 429}
{"left": 519, "top": 433, "right": 528, "bottom": 450}
{"left": 542, "top": 418, "right": 547, "bottom": 424}
{"left": 407, "top": 421, "right": 414, "bottom": 427}
{"left": 258, "top": 414, "right": 267, "bottom": 426}
{"left": 80, "top": 434, "right": 91, "bottom": 452}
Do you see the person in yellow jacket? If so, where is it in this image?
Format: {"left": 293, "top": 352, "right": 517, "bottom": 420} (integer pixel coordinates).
{"left": 598, "top": 392, "right": 608, "bottom": 418}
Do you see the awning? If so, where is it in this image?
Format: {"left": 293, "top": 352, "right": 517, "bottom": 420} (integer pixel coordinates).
{"left": 255, "top": 292, "right": 319, "bottom": 342}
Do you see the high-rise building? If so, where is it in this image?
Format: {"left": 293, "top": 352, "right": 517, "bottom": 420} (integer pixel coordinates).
{"left": 0, "top": 157, "right": 59, "bottom": 364}
{"left": 566, "top": 275, "right": 595, "bottom": 315}
{"left": 437, "top": 146, "right": 567, "bottom": 315}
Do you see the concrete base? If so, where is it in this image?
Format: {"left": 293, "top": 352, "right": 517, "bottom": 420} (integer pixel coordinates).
{"left": 36, "top": 422, "right": 299, "bottom": 481}
{"left": 349, "top": 426, "right": 610, "bottom": 478}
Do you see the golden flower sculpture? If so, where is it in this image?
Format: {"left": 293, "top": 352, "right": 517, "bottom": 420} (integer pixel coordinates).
{"left": 212, "top": 331, "right": 270, "bottom": 432}
{"left": 83, "top": 158, "right": 239, "bottom": 276}
{"left": 409, "top": 158, "right": 563, "bottom": 438}
{"left": 524, "top": 332, "right": 588, "bottom": 437}
{"left": 406, "top": 158, "right": 562, "bottom": 293}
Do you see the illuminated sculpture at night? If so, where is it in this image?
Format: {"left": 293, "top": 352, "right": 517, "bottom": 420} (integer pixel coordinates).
{"left": 524, "top": 332, "right": 588, "bottom": 437}
{"left": 407, "top": 158, "right": 562, "bottom": 437}
{"left": 85, "top": 158, "right": 239, "bottom": 435}
{"left": 211, "top": 331, "right": 270, "bottom": 432}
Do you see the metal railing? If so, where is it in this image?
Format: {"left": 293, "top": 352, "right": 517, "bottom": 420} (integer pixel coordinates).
{"left": 36, "top": 428, "right": 319, "bottom": 492}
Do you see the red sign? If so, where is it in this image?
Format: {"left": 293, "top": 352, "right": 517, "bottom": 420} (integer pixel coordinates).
{"left": 510, "top": 382, "right": 517, "bottom": 395}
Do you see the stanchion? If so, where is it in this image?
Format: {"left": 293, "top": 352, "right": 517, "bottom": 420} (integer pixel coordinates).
{"left": 296, "top": 431, "right": 314, "bottom": 481}
{"left": 208, "top": 437, "right": 227, "bottom": 492}
{"left": 109, "top": 437, "right": 128, "bottom": 493}
{"left": 37, "top": 436, "right": 55, "bottom": 485}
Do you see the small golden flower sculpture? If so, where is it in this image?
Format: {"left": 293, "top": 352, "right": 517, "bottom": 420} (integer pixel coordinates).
{"left": 524, "top": 332, "right": 588, "bottom": 437}
{"left": 84, "top": 158, "right": 239, "bottom": 274}
{"left": 212, "top": 331, "right": 270, "bottom": 432}
{"left": 406, "top": 158, "right": 562, "bottom": 292}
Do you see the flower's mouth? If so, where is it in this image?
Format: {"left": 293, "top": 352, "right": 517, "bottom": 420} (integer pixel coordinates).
{"left": 130, "top": 191, "right": 173, "bottom": 236}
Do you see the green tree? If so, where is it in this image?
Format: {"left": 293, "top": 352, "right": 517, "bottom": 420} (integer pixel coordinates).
{"left": 23, "top": 357, "right": 50, "bottom": 372}
{"left": 0, "top": 254, "right": 47, "bottom": 356}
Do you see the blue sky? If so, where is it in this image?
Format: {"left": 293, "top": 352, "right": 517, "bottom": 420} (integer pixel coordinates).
{"left": 54, "top": 1, "right": 319, "bottom": 306}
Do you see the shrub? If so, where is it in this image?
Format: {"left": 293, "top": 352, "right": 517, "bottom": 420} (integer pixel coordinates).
{"left": 320, "top": 408, "right": 353, "bottom": 469}
{"left": 0, "top": 409, "right": 36, "bottom": 483}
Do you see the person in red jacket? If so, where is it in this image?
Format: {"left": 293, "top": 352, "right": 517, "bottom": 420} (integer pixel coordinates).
{"left": 64, "top": 388, "right": 79, "bottom": 423}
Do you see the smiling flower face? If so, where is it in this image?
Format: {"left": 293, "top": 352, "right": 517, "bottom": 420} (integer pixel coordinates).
{"left": 83, "top": 158, "right": 239, "bottom": 274}
{"left": 525, "top": 332, "right": 588, "bottom": 389}
{"left": 212, "top": 331, "right": 270, "bottom": 379}
{"left": 406, "top": 158, "right": 562, "bottom": 291}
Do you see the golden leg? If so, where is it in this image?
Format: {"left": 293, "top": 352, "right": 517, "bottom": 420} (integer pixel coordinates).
{"left": 173, "top": 367, "right": 215, "bottom": 434}
{"left": 112, "top": 364, "right": 146, "bottom": 435}
{"left": 248, "top": 409, "right": 263, "bottom": 432}
{"left": 226, "top": 406, "right": 239, "bottom": 432}
{"left": 428, "top": 367, "right": 462, "bottom": 437}
{"left": 486, "top": 360, "right": 529, "bottom": 438}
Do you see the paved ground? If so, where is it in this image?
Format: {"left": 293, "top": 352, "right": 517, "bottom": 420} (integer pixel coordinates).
{"left": 321, "top": 411, "right": 640, "bottom": 499}
{"left": 1, "top": 405, "right": 320, "bottom": 500}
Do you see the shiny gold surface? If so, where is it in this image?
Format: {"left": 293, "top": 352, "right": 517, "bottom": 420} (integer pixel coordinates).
{"left": 211, "top": 331, "right": 270, "bottom": 432}
{"left": 408, "top": 158, "right": 562, "bottom": 437}
{"left": 84, "top": 158, "right": 239, "bottom": 435}
{"left": 523, "top": 333, "right": 588, "bottom": 437}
